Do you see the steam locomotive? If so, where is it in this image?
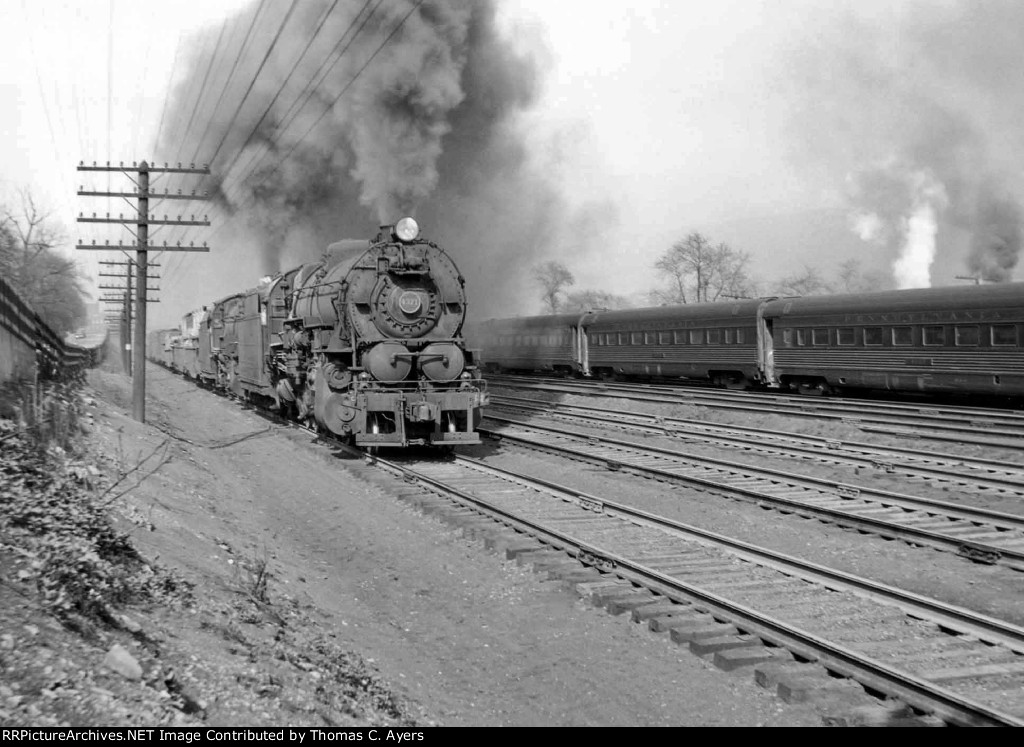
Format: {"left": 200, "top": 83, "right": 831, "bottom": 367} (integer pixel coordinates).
{"left": 466, "top": 282, "right": 1024, "bottom": 401}
{"left": 148, "top": 218, "right": 487, "bottom": 447}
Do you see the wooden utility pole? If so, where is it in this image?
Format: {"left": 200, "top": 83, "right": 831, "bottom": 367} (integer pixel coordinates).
{"left": 98, "top": 259, "right": 160, "bottom": 376}
{"left": 77, "top": 161, "right": 211, "bottom": 423}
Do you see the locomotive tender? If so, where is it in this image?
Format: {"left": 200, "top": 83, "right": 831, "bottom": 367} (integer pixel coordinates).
{"left": 149, "top": 218, "right": 487, "bottom": 447}
{"left": 468, "top": 282, "right": 1024, "bottom": 400}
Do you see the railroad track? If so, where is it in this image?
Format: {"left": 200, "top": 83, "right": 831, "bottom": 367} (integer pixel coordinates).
{"left": 368, "top": 452, "right": 1024, "bottom": 726}
{"left": 480, "top": 415, "right": 1024, "bottom": 571}
{"left": 486, "top": 375, "right": 1024, "bottom": 449}
{"left": 155, "top": 365, "right": 1024, "bottom": 724}
{"left": 489, "top": 394, "right": 1024, "bottom": 498}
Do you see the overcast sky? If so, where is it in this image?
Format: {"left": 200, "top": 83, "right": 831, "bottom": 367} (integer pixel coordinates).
{"left": 2, "top": 0, "right": 1020, "bottom": 324}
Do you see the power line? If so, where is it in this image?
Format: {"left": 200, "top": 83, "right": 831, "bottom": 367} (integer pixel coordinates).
{"left": 218, "top": 0, "right": 383, "bottom": 204}
{"left": 166, "top": 0, "right": 421, "bottom": 299}
{"left": 207, "top": 0, "right": 353, "bottom": 193}
{"left": 162, "top": 0, "right": 372, "bottom": 294}
{"left": 230, "top": 0, "right": 425, "bottom": 225}
{"left": 200, "top": 0, "right": 302, "bottom": 169}
{"left": 20, "top": 0, "right": 76, "bottom": 220}
{"left": 169, "top": 18, "right": 231, "bottom": 167}
{"left": 159, "top": 17, "right": 242, "bottom": 277}
{"left": 163, "top": 0, "right": 270, "bottom": 260}
{"left": 188, "top": 0, "right": 383, "bottom": 253}
{"left": 152, "top": 32, "right": 185, "bottom": 156}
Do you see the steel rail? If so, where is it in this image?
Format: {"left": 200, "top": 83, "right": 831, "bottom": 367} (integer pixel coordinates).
{"left": 370, "top": 453, "right": 1024, "bottom": 727}
{"left": 488, "top": 373, "right": 1024, "bottom": 426}
{"left": 489, "top": 395, "right": 1024, "bottom": 494}
{"left": 481, "top": 417, "right": 1024, "bottom": 570}
{"left": 487, "top": 376, "right": 1024, "bottom": 446}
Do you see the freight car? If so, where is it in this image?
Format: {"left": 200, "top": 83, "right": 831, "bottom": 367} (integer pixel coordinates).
{"left": 145, "top": 328, "right": 178, "bottom": 369}
{"left": 155, "top": 218, "right": 487, "bottom": 447}
{"left": 469, "top": 282, "right": 1024, "bottom": 400}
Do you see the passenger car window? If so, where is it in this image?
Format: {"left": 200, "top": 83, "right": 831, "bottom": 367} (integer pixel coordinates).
{"left": 673, "top": 330, "right": 686, "bottom": 344}
{"left": 631, "top": 332, "right": 643, "bottom": 345}
{"left": 992, "top": 325, "right": 1018, "bottom": 346}
{"left": 812, "top": 328, "right": 829, "bottom": 345}
{"left": 955, "top": 326, "right": 980, "bottom": 346}
{"left": 689, "top": 329, "right": 702, "bottom": 345}
{"left": 796, "top": 329, "right": 806, "bottom": 346}
{"left": 923, "top": 326, "right": 944, "bottom": 346}
{"left": 725, "top": 329, "right": 735, "bottom": 344}
{"left": 892, "top": 327, "right": 914, "bottom": 346}
{"left": 659, "top": 331, "right": 672, "bottom": 344}
{"left": 706, "top": 329, "right": 722, "bottom": 344}
{"left": 836, "top": 328, "right": 855, "bottom": 346}
{"left": 864, "top": 327, "right": 883, "bottom": 346}
{"left": 782, "top": 329, "right": 793, "bottom": 346}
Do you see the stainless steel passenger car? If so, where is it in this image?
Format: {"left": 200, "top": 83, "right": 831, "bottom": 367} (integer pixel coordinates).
{"left": 472, "top": 282, "right": 1024, "bottom": 401}
{"left": 583, "top": 300, "right": 772, "bottom": 388}
{"left": 762, "top": 283, "right": 1024, "bottom": 397}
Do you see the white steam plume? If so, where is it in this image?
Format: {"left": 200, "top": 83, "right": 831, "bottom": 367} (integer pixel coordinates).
{"left": 784, "top": 1, "right": 1024, "bottom": 286}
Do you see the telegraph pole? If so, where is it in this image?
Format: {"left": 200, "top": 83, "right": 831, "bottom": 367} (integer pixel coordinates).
{"left": 98, "top": 259, "right": 160, "bottom": 376}
{"left": 77, "top": 160, "right": 211, "bottom": 423}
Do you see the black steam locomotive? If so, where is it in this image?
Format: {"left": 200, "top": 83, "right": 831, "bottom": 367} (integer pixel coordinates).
{"left": 149, "top": 218, "right": 487, "bottom": 447}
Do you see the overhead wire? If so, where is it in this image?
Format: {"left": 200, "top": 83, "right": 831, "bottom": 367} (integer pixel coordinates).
{"left": 168, "top": 18, "right": 231, "bottom": 169}
{"left": 179, "top": 0, "right": 365, "bottom": 251}
{"left": 216, "top": 0, "right": 382, "bottom": 207}
{"left": 210, "top": 0, "right": 424, "bottom": 251}
{"left": 161, "top": 0, "right": 272, "bottom": 276}
{"left": 20, "top": 1, "right": 77, "bottom": 222}
{"left": 152, "top": 33, "right": 185, "bottom": 158}
{"left": 211, "top": 0, "right": 368, "bottom": 197}
{"left": 164, "top": 0, "right": 423, "bottom": 303}
{"left": 197, "top": 0, "right": 384, "bottom": 249}
{"left": 156, "top": 16, "right": 236, "bottom": 275}
{"left": 189, "top": 0, "right": 298, "bottom": 169}
{"left": 162, "top": 0, "right": 351, "bottom": 296}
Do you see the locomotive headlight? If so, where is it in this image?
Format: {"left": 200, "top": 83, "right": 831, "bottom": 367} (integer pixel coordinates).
{"left": 394, "top": 217, "right": 419, "bottom": 242}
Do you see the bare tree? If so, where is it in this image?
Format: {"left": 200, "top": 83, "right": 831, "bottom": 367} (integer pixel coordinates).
{"left": 772, "top": 260, "right": 895, "bottom": 297}
{"left": 532, "top": 260, "right": 575, "bottom": 313}
{"left": 653, "top": 232, "right": 754, "bottom": 303}
{"left": 775, "top": 265, "right": 833, "bottom": 296}
{"left": 835, "top": 258, "right": 892, "bottom": 293}
{"left": 1, "top": 189, "right": 87, "bottom": 334}
{"left": 562, "top": 289, "right": 633, "bottom": 312}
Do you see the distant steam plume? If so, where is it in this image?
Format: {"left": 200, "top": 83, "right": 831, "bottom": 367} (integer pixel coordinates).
{"left": 785, "top": 0, "right": 1024, "bottom": 286}
{"left": 157, "top": 0, "right": 589, "bottom": 317}
{"left": 849, "top": 165, "right": 947, "bottom": 288}
{"left": 968, "top": 185, "right": 1022, "bottom": 282}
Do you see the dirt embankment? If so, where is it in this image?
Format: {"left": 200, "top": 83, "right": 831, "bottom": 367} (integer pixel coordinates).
{"left": 1, "top": 365, "right": 825, "bottom": 727}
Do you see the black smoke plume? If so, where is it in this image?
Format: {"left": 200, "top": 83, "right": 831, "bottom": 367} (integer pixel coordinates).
{"left": 156, "top": 0, "right": 574, "bottom": 318}
{"left": 783, "top": 0, "right": 1024, "bottom": 285}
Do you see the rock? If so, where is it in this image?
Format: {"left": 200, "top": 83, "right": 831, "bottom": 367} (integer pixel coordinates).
{"left": 118, "top": 614, "right": 142, "bottom": 634}
{"left": 103, "top": 644, "right": 143, "bottom": 680}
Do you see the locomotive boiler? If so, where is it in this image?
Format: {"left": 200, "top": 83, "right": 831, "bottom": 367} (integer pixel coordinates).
{"left": 269, "top": 217, "right": 486, "bottom": 446}
{"left": 152, "top": 218, "right": 486, "bottom": 447}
